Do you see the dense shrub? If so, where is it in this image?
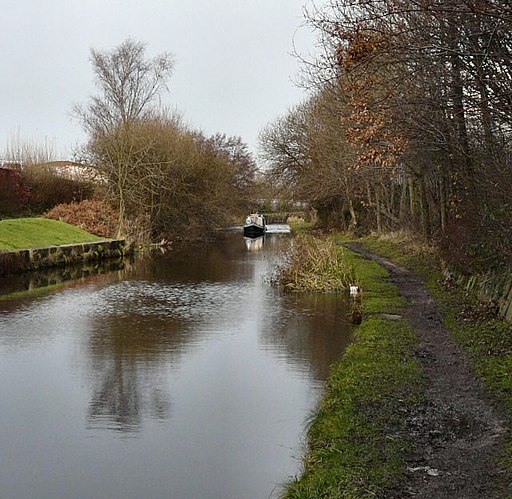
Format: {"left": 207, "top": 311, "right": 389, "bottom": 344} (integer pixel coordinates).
{"left": 84, "top": 116, "right": 243, "bottom": 241}
{"left": 24, "top": 165, "right": 94, "bottom": 213}
{"left": 0, "top": 168, "right": 31, "bottom": 216}
{"left": 45, "top": 199, "right": 118, "bottom": 238}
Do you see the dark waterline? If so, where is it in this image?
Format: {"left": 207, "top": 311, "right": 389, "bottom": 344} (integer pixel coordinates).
{"left": 0, "top": 230, "right": 351, "bottom": 499}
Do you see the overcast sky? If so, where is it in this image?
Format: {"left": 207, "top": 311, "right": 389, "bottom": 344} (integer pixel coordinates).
{"left": 0, "top": 0, "right": 320, "bottom": 160}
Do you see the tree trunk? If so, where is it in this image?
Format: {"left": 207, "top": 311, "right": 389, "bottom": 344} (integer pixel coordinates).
{"left": 344, "top": 183, "right": 358, "bottom": 230}
{"left": 399, "top": 177, "right": 409, "bottom": 222}
{"left": 408, "top": 176, "right": 416, "bottom": 222}
{"left": 418, "top": 176, "right": 431, "bottom": 239}
{"left": 439, "top": 173, "right": 447, "bottom": 233}
{"left": 347, "top": 195, "right": 357, "bottom": 230}
{"left": 447, "top": 18, "right": 472, "bottom": 174}
{"left": 375, "top": 187, "right": 383, "bottom": 233}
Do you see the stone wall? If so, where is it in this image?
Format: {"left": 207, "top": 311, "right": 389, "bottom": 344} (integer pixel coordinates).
{"left": 0, "top": 240, "right": 130, "bottom": 277}
{"left": 444, "top": 268, "right": 512, "bottom": 322}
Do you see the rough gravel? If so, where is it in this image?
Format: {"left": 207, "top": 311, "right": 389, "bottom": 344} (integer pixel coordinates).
{"left": 347, "top": 243, "right": 509, "bottom": 498}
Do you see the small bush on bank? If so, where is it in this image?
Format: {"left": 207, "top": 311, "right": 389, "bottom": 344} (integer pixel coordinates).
{"left": 45, "top": 199, "right": 118, "bottom": 238}
{"left": 279, "top": 234, "right": 356, "bottom": 292}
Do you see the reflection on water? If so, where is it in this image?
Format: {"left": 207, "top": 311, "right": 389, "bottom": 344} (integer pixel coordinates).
{"left": 244, "top": 235, "right": 265, "bottom": 251}
{"left": 0, "top": 229, "right": 351, "bottom": 499}
{"left": 87, "top": 309, "right": 176, "bottom": 432}
{"left": 0, "top": 258, "right": 130, "bottom": 297}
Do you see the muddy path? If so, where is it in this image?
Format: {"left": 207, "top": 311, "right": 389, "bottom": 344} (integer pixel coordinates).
{"left": 347, "top": 243, "right": 509, "bottom": 498}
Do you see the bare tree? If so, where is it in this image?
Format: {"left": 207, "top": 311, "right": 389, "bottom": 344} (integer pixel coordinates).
{"left": 75, "top": 39, "right": 174, "bottom": 136}
{"left": 261, "top": 0, "right": 512, "bottom": 268}
{"left": 75, "top": 39, "right": 174, "bottom": 235}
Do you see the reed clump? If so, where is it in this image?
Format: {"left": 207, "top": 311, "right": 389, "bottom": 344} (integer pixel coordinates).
{"left": 280, "top": 234, "right": 356, "bottom": 293}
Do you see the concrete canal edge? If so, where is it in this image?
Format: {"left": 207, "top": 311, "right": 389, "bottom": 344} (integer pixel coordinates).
{"left": 0, "top": 239, "right": 131, "bottom": 277}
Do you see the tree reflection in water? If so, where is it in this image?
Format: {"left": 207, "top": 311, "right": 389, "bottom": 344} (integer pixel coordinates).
{"left": 85, "top": 277, "right": 241, "bottom": 432}
{"left": 87, "top": 316, "right": 171, "bottom": 432}
{"left": 86, "top": 290, "right": 197, "bottom": 432}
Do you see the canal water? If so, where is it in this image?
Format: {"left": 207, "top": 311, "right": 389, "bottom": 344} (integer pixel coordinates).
{"left": 0, "top": 229, "right": 351, "bottom": 499}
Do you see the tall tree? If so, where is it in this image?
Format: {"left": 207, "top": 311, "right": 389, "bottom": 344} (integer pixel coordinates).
{"left": 75, "top": 40, "right": 174, "bottom": 235}
{"left": 75, "top": 39, "right": 174, "bottom": 135}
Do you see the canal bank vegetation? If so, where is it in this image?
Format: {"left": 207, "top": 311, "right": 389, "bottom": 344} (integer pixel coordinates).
{"left": 283, "top": 231, "right": 512, "bottom": 496}
{"left": 279, "top": 235, "right": 355, "bottom": 293}
{"left": 283, "top": 243, "right": 423, "bottom": 498}
{"left": 45, "top": 199, "right": 119, "bottom": 239}
{"left": 352, "top": 233, "right": 512, "bottom": 480}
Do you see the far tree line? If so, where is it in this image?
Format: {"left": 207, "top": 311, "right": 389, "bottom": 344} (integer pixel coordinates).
{"left": 260, "top": 0, "right": 512, "bottom": 273}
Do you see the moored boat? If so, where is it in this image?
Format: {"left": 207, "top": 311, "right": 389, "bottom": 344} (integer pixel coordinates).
{"left": 243, "top": 213, "right": 266, "bottom": 237}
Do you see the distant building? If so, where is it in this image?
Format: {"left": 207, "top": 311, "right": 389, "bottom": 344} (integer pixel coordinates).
{"left": 39, "top": 161, "right": 96, "bottom": 182}
{"left": 0, "top": 159, "right": 23, "bottom": 170}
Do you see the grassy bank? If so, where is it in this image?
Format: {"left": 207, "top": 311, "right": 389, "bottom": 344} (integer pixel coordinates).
{"left": 0, "top": 218, "right": 102, "bottom": 250}
{"left": 284, "top": 241, "right": 423, "bottom": 498}
{"left": 352, "top": 233, "right": 512, "bottom": 494}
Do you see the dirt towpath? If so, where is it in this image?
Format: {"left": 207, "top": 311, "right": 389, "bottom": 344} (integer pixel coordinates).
{"left": 347, "top": 243, "right": 509, "bottom": 498}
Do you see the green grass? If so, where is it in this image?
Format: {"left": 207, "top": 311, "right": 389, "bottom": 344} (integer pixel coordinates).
{"left": 355, "top": 234, "right": 512, "bottom": 409}
{"left": 340, "top": 234, "right": 438, "bottom": 280}
{"left": 289, "top": 220, "right": 316, "bottom": 233}
{"left": 342, "top": 248, "right": 407, "bottom": 315}
{"left": 283, "top": 242, "right": 423, "bottom": 498}
{"left": 0, "top": 218, "right": 102, "bottom": 250}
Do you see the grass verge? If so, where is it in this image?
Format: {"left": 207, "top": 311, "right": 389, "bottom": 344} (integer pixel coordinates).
{"left": 283, "top": 242, "right": 423, "bottom": 498}
{"left": 0, "top": 218, "right": 102, "bottom": 250}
